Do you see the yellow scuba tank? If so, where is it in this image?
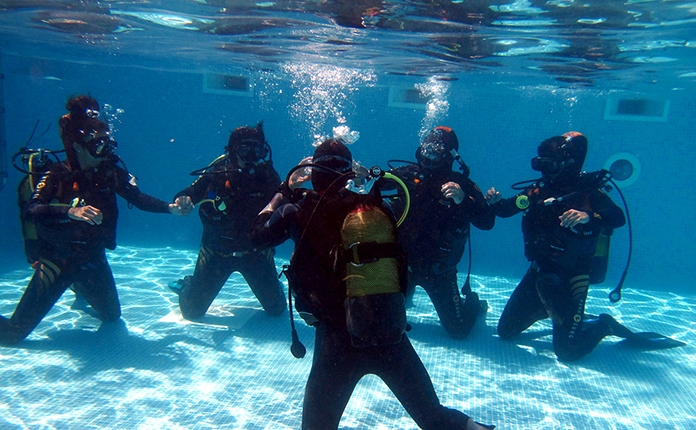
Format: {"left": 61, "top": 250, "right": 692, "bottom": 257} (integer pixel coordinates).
{"left": 341, "top": 202, "right": 406, "bottom": 347}
{"left": 342, "top": 204, "right": 401, "bottom": 296}
{"left": 589, "top": 226, "right": 611, "bottom": 284}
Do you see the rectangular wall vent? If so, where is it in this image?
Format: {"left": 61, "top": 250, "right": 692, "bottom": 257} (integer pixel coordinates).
{"left": 604, "top": 97, "right": 670, "bottom": 122}
{"left": 203, "top": 73, "right": 253, "bottom": 97}
{"left": 388, "top": 87, "right": 428, "bottom": 109}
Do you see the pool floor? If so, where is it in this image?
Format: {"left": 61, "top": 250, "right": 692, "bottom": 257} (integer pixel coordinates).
{"left": 0, "top": 246, "right": 693, "bottom": 429}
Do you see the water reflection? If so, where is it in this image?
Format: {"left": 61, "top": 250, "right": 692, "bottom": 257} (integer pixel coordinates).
{"left": 0, "top": 0, "right": 693, "bottom": 87}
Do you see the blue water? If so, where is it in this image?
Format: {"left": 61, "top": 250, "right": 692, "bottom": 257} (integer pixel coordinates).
{"left": 0, "top": 1, "right": 695, "bottom": 429}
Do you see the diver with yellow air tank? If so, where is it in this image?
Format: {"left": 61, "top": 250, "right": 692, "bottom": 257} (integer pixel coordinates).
{"left": 251, "top": 138, "right": 495, "bottom": 430}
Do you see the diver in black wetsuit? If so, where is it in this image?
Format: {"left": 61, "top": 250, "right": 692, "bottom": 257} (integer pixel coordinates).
{"left": 0, "top": 95, "right": 190, "bottom": 346}
{"left": 251, "top": 138, "right": 495, "bottom": 430}
{"left": 386, "top": 126, "right": 495, "bottom": 338}
{"left": 169, "top": 123, "right": 286, "bottom": 319}
{"left": 486, "top": 131, "right": 627, "bottom": 362}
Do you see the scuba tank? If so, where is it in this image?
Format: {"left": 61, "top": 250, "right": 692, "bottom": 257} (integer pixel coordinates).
{"left": 12, "top": 121, "right": 61, "bottom": 264}
{"left": 339, "top": 167, "right": 410, "bottom": 347}
{"left": 589, "top": 226, "right": 611, "bottom": 284}
{"left": 282, "top": 162, "right": 411, "bottom": 356}
{"left": 13, "top": 145, "right": 62, "bottom": 265}
{"left": 340, "top": 201, "right": 407, "bottom": 347}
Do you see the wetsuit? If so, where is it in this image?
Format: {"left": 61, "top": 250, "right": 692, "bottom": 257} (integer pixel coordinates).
{"left": 387, "top": 164, "right": 495, "bottom": 338}
{"left": 0, "top": 160, "right": 172, "bottom": 345}
{"left": 492, "top": 175, "right": 625, "bottom": 361}
{"left": 251, "top": 185, "right": 473, "bottom": 430}
{"left": 174, "top": 160, "right": 285, "bottom": 319}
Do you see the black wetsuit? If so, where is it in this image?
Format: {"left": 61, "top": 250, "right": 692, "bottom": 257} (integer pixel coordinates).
{"left": 0, "top": 160, "right": 172, "bottom": 345}
{"left": 251, "top": 185, "right": 473, "bottom": 430}
{"left": 492, "top": 175, "right": 625, "bottom": 361}
{"left": 174, "top": 160, "right": 285, "bottom": 319}
{"left": 387, "top": 164, "right": 495, "bottom": 338}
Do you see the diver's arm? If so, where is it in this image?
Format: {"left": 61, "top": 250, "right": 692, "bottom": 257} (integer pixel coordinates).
{"left": 114, "top": 167, "right": 172, "bottom": 214}
{"left": 589, "top": 189, "right": 626, "bottom": 230}
{"left": 461, "top": 179, "right": 495, "bottom": 231}
{"left": 489, "top": 191, "right": 526, "bottom": 218}
{"left": 173, "top": 171, "right": 212, "bottom": 205}
{"left": 250, "top": 189, "right": 299, "bottom": 248}
{"left": 559, "top": 189, "right": 625, "bottom": 234}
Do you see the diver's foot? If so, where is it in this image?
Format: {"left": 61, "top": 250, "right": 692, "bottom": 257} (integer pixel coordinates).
{"left": 599, "top": 313, "right": 634, "bottom": 339}
{"left": 168, "top": 279, "right": 184, "bottom": 296}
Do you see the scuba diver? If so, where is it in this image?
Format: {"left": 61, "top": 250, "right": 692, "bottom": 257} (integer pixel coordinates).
{"left": 168, "top": 122, "right": 286, "bottom": 319}
{"left": 250, "top": 138, "right": 495, "bottom": 430}
{"left": 385, "top": 126, "right": 494, "bottom": 339}
{"left": 15, "top": 96, "right": 106, "bottom": 268}
{"left": 0, "top": 95, "right": 190, "bottom": 346}
{"left": 486, "top": 131, "right": 683, "bottom": 361}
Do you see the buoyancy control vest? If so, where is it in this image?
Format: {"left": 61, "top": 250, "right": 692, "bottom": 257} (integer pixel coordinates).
{"left": 286, "top": 170, "right": 410, "bottom": 350}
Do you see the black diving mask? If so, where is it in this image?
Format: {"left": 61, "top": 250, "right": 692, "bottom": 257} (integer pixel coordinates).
{"left": 84, "top": 109, "right": 101, "bottom": 119}
{"left": 237, "top": 139, "right": 269, "bottom": 163}
{"left": 84, "top": 135, "right": 118, "bottom": 157}
{"left": 416, "top": 141, "right": 447, "bottom": 170}
{"left": 531, "top": 156, "right": 564, "bottom": 174}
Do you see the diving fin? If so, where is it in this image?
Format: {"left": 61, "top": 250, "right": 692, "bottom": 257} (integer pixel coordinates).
{"left": 599, "top": 314, "right": 686, "bottom": 350}
{"left": 618, "top": 331, "right": 687, "bottom": 350}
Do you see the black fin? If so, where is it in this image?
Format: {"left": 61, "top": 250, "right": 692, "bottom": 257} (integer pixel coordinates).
{"left": 599, "top": 314, "right": 686, "bottom": 350}
{"left": 618, "top": 332, "right": 687, "bottom": 350}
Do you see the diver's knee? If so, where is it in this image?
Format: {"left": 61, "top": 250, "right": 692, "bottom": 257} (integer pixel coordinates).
{"left": 554, "top": 348, "right": 583, "bottom": 362}
{"left": 0, "top": 323, "right": 32, "bottom": 346}
{"left": 180, "top": 305, "right": 205, "bottom": 321}
{"left": 100, "top": 308, "right": 122, "bottom": 322}
{"left": 443, "top": 318, "right": 476, "bottom": 339}
{"left": 553, "top": 338, "right": 586, "bottom": 362}
{"left": 497, "top": 321, "right": 517, "bottom": 340}
{"left": 0, "top": 335, "right": 26, "bottom": 346}
{"left": 264, "top": 303, "right": 287, "bottom": 316}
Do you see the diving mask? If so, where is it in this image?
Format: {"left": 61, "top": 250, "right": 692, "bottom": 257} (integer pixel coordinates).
{"left": 83, "top": 134, "right": 118, "bottom": 157}
{"left": 84, "top": 109, "right": 101, "bottom": 119}
{"left": 531, "top": 156, "right": 564, "bottom": 175}
{"left": 416, "top": 141, "right": 448, "bottom": 169}
{"left": 236, "top": 139, "right": 269, "bottom": 163}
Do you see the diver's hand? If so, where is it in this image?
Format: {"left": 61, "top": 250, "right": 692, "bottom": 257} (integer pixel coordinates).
{"left": 68, "top": 205, "right": 103, "bottom": 225}
{"left": 441, "top": 181, "right": 464, "bottom": 204}
{"left": 289, "top": 156, "right": 313, "bottom": 190}
{"left": 485, "top": 187, "right": 502, "bottom": 204}
{"left": 559, "top": 209, "right": 589, "bottom": 228}
{"left": 172, "top": 196, "right": 194, "bottom": 216}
